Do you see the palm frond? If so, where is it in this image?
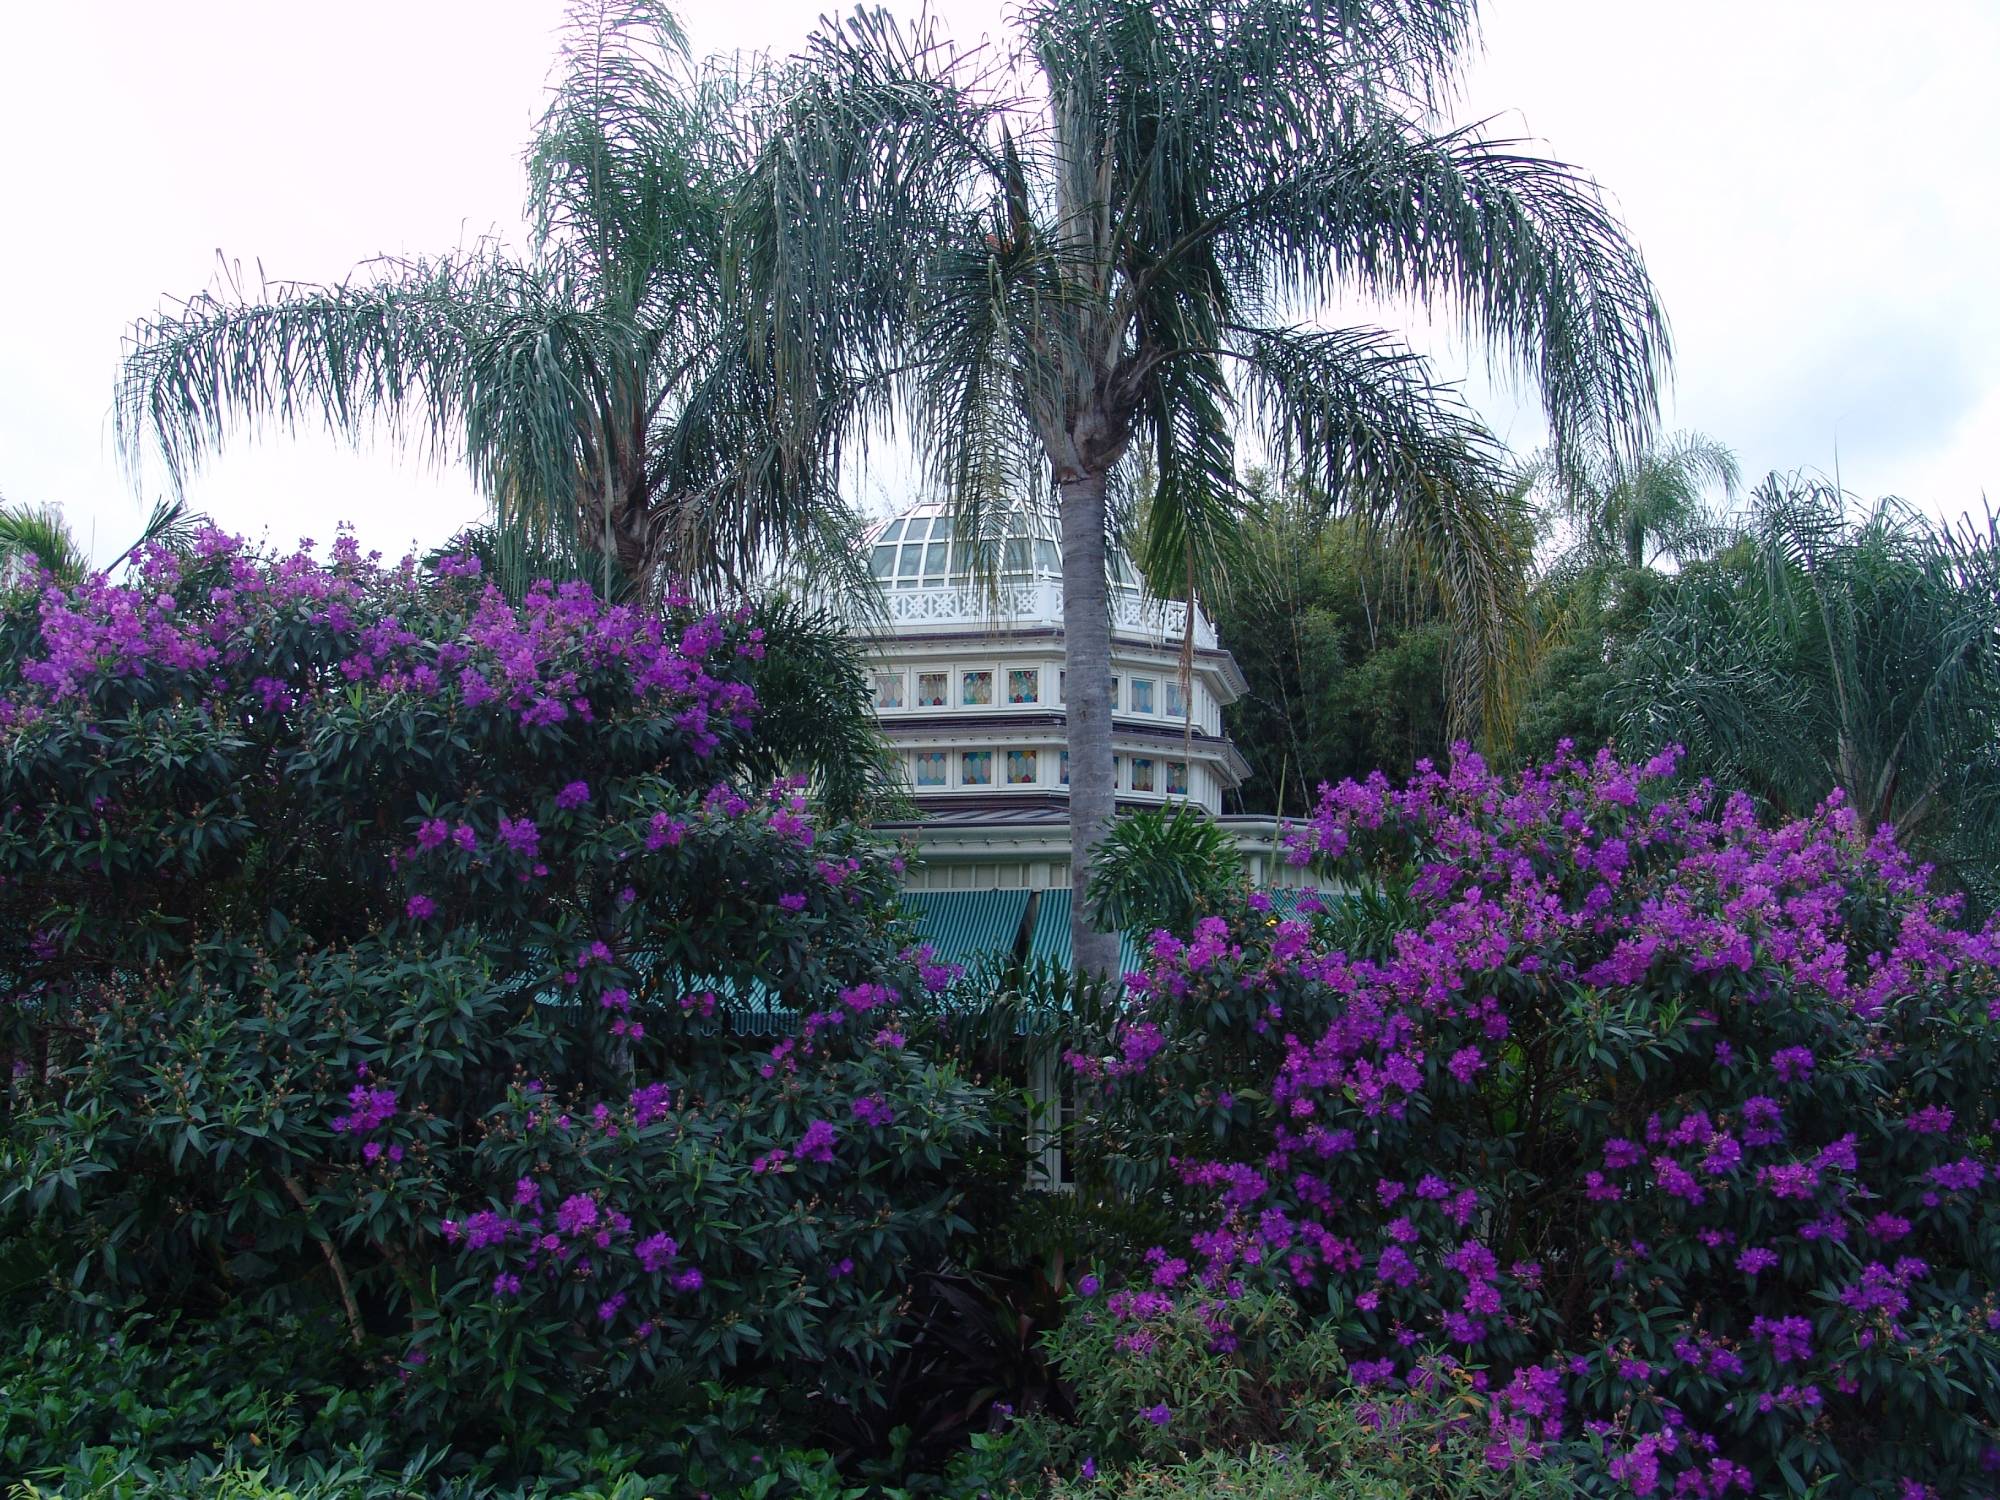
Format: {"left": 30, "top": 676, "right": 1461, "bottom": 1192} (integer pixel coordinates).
{"left": 119, "top": 251, "right": 505, "bottom": 490}
{"left": 1228, "top": 323, "right": 1526, "bottom": 738}
{"left": 1216, "top": 113, "right": 1668, "bottom": 462}
{"left": 0, "top": 500, "right": 88, "bottom": 587}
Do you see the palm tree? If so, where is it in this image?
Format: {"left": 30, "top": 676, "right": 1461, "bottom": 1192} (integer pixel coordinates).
{"left": 738, "top": 0, "right": 1667, "bottom": 971}
{"left": 0, "top": 495, "right": 205, "bottom": 590}
{"left": 117, "top": 2, "right": 859, "bottom": 606}
{"left": 1540, "top": 431, "right": 1740, "bottom": 573}
{"left": 1616, "top": 474, "right": 2000, "bottom": 910}
{"left": 0, "top": 500, "right": 89, "bottom": 589}
{"left": 1523, "top": 431, "right": 1739, "bottom": 714}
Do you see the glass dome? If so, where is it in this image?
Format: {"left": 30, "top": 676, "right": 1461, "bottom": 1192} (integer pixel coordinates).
{"left": 866, "top": 500, "right": 1139, "bottom": 591}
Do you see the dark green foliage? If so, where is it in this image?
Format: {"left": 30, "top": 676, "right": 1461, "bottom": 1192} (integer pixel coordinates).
{"left": 1613, "top": 475, "right": 2000, "bottom": 913}
{"left": 1209, "top": 504, "right": 1461, "bottom": 812}
{"left": 0, "top": 541, "right": 992, "bottom": 1484}
{"left": 1001, "top": 1289, "right": 1578, "bottom": 1498}
{"left": 1085, "top": 807, "right": 1242, "bottom": 937}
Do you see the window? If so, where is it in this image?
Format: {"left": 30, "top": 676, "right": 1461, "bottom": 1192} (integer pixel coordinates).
{"left": 1131, "top": 757, "right": 1156, "bottom": 792}
{"left": 914, "top": 751, "right": 948, "bottom": 787}
{"left": 1060, "top": 750, "right": 1070, "bottom": 785}
{"left": 1007, "top": 668, "right": 1039, "bottom": 705}
{"left": 961, "top": 749, "right": 994, "bottom": 785}
{"left": 1109, "top": 675, "right": 1121, "bottom": 711}
{"left": 1006, "top": 749, "right": 1038, "bottom": 785}
{"left": 1131, "top": 678, "right": 1155, "bottom": 714}
{"left": 1167, "top": 761, "right": 1189, "bottom": 794}
{"left": 1165, "top": 681, "right": 1188, "bottom": 719}
{"left": 1058, "top": 670, "right": 1066, "bottom": 703}
{"left": 962, "top": 670, "right": 993, "bottom": 706}
{"left": 916, "top": 672, "right": 949, "bottom": 708}
{"left": 873, "top": 671, "right": 905, "bottom": 710}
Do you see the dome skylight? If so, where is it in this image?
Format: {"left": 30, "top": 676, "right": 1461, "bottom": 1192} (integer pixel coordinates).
{"left": 866, "top": 501, "right": 1139, "bottom": 590}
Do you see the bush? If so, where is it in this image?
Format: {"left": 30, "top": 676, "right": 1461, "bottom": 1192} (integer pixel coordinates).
{"left": 985, "top": 1285, "right": 1573, "bottom": 1498}
{"left": 0, "top": 532, "right": 990, "bottom": 1467}
{"left": 1069, "top": 745, "right": 2000, "bottom": 1497}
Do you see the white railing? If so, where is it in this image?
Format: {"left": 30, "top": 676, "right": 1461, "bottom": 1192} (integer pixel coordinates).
{"left": 876, "top": 582, "right": 1216, "bottom": 649}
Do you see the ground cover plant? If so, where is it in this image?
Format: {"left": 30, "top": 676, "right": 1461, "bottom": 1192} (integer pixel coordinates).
{"left": 1069, "top": 745, "right": 2000, "bottom": 1497}
{"left": 0, "top": 530, "right": 991, "bottom": 1487}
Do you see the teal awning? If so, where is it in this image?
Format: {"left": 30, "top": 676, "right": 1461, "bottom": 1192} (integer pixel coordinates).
{"left": 901, "top": 890, "right": 1033, "bottom": 966}
{"left": 1024, "top": 889, "right": 1146, "bottom": 975}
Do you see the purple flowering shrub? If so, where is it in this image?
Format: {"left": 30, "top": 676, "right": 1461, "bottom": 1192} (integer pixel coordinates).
{"left": 1071, "top": 745, "right": 2000, "bottom": 1497}
{"left": 0, "top": 532, "right": 989, "bottom": 1439}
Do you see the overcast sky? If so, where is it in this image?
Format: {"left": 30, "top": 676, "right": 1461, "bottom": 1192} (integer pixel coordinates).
{"left": 2, "top": 0, "right": 1993, "bottom": 564}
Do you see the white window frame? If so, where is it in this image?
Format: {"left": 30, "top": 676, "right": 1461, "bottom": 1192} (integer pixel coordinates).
{"left": 873, "top": 667, "right": 907, "bottom": 712}
{"left": 960, "top": 666, "right": 996, "bottom": 708}
{"left": 960, "top": 747, "right": 996, "bottom": 786}
{"left": 912, "top": 749, "right": 949, "bottom": 788}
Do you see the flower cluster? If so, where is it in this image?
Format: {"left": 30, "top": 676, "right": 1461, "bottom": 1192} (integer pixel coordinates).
{"left": 1086, "top": 743, "right": 2000, "bottom": 1496}
{"left": 3, "top": 528, "right": 758, "bottom": 751}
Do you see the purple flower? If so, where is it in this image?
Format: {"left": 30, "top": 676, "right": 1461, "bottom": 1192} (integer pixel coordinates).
{"left": 1929, "top": 1157, "right": 1987, "bottom": 1192}
{"left": 636, "top": 1232, "right": 678, "bottom": 1273}
{"left": 463, "top": 1211, "right": 510, "bottom": 1250}
{"left": 1077, "top": 1274, "right": 1101, "bottom": 1298}
{"left": 1771, "top": 1045, "right": 1816, "bottom": 1083}
{"left": 1737, "top": 1247, "right": 1779, "bottom": 1277}
{"left": 404, "top": 893, "right": 436, "bottom": 920}
{"left": 555, "top": 1194, "right": 599, "bottom": 1236}
{"left": 796, "top": 1119, "right": 838, "bottom": 1163}
{"left": 1752, "top": 1314, "right": 1813, "bottom": 1364}
{"left": 1447, "top": 1045, "right": 1487, "bottom": 1085}
{"left": 851, "top": 1094, "right": 895, "bottom": 1128}
{"left": 1141, "top": 1403, "right": 1172, "bottom": 1427}
{"left": 555, "top": 780, "right": 591, "bottom": 810}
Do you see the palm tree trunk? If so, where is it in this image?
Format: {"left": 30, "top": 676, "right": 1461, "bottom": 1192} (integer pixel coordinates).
{"left": 1061, "top": 469, "right": 1121, "bottom": 978}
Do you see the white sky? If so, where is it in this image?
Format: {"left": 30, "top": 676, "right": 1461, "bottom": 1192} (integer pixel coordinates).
{"left": 2, "top": 0, "right": 1994, "bottom": 564}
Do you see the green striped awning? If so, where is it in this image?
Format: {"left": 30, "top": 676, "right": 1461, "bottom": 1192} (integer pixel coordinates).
{"left": 1024, "top": 889, "right": 1146, "bottom": 975}
{"left": 900, "top": 890, "right": 1033, "bottom": 966}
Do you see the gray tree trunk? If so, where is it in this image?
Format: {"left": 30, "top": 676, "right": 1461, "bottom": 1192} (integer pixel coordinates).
{"left": 1060, "top": 469, "right": 1121, "bottom": 978}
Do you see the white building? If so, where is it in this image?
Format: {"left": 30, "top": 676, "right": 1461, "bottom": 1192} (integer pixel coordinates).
{"left": 852, "top": 499, "right": 1312, "bottom": 966}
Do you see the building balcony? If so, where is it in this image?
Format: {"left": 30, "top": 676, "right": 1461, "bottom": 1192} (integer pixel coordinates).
{"left": 864, "top": 580, "right": 1218, "bottom": 651}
